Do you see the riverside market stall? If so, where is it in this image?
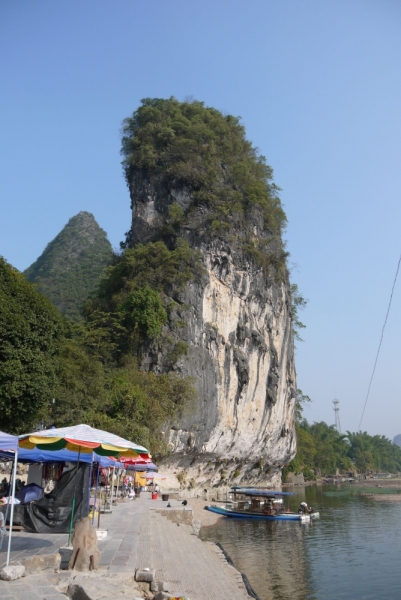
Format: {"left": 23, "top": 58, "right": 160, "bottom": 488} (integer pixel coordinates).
{"left": 18, "top": 424, "right": 150, "bottom": 543}
{"left": 0, "top": 431, "right": 18, "bottom": 566}
{"left": 120, "top": 456, "right": 157, "bottom": 493}
{"left": 0, "top": 444, "right": 126, "bottom": 566}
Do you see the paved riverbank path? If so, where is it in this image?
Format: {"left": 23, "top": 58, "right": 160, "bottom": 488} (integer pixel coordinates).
{"left": 0, "top": 492, "right": 250, "bottom": 599}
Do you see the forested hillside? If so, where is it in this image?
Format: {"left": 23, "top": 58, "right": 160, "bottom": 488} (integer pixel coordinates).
{"left": 0, "top": 257, "right": 63, "bottom": 431}
{"left": 0, "top": 253, "right": 196, "bottom": 453}
{"left": 25, "top": 212, "right": 112, "bottom": 320}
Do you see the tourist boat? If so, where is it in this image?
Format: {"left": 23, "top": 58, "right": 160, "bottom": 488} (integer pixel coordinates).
{"left": 206, "top": 488, "right": 320, "bottom": 522}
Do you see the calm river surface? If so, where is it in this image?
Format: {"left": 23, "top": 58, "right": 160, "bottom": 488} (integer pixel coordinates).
{"left": 200, "top": 485, "right": 401, "bottom": 600}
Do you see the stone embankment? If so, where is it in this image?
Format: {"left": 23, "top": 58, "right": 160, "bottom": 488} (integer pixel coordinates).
{"left": 0, "top": 493, "right": 252, "bottom": 600}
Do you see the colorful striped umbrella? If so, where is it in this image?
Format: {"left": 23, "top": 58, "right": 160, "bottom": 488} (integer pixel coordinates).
{"left": 19, "top": 424, "right": 150, "bottom": 458}
{"left": 119, "top": 455, "right": 152, "bottom": 465}
{"left": 19, "top": 424, "right": 150, "bottom": 544}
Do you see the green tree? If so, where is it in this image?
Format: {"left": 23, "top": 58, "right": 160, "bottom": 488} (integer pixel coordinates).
{"left": 122, "top": 285, "right": 167, "bottom": 340}
{"left": 290, "top": 283, "right": 307, "bottom": 341}
{"left": 346, "top": 431, "right": 401, "bottom": 473}
{"left": 0, "top": 257, "right": 63, "bottom": 432}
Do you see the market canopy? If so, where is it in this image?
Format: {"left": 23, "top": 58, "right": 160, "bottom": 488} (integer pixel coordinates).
{"left": 19, "top": 424, "right": 149, "bottom": 458}
{"left": 0, "top": 430, "right": 18, "bottom": 452}
{"left": 125, "top": 462, "right": 158, "bottom": 471}
{"left": 0, "top": 447, "right": 123, "bottom": 468}
{"left": 120, "top": 455, "right": 154, "bottom": 466}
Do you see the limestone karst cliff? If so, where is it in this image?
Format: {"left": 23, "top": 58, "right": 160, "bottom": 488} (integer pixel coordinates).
{"left": 120, "top": 98, "right": 297, "bottom": 485}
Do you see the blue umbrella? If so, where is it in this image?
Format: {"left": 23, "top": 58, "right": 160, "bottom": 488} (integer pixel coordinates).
{"left": 16, "top": 483, "right": 43, "bottom": 504}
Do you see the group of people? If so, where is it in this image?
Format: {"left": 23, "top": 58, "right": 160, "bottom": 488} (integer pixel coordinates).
{"left": 122, "top": 474, "right": 160, "bottom": 499}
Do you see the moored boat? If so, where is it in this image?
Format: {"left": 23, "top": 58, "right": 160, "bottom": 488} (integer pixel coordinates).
{"left": 206, "top": 487, "right": 320, "bottom": 522}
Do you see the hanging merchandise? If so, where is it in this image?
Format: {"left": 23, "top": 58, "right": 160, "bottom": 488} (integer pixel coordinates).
{"left": 42, "top": 462, "right": 64, "bottom": 492}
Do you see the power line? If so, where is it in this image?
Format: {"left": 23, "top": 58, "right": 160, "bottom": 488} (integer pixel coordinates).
{"left": 359, "top": 254, "right": 401, "bottom": 430}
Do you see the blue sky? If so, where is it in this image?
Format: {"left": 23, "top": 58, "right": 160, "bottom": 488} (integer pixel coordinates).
{"left": 1, "top": 1, "right": 401, "bottom": 438}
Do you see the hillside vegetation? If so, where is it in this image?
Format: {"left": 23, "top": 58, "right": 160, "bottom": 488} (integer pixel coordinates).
{"left": 0, "top": 257, "right": 63, "bottom": 431}
{"left": 25, "top": 212, "right": 112, "bottom": 321}
{"left": 284, "top": 392, "right": 401, "bottom": 478}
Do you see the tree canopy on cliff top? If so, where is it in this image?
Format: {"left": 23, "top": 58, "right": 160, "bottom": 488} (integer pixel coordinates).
{"left": 121, "top": 97, "right": 287, "bottom": 236}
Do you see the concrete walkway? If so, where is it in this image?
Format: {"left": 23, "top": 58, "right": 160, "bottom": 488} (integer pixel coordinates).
{"left": 135, "top": 507, "right": 249, "bottom": 600}
{"left": 0, "top": 492, "right": 249, "bottom": 599}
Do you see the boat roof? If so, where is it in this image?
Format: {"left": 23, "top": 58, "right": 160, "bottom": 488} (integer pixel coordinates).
{"left": 231, "top": 487, "right": 295, "bottom": 497}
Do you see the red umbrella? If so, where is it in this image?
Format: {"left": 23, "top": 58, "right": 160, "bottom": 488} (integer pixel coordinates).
{"left": 120, "top": 455, "right": 151, "bottom": 466}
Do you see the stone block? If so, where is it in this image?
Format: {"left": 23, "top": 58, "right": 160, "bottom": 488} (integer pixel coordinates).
{"left": 20, "top": 552, "right": 61, "bottom": 574}
{"left": 59, "top": 546, "right": 74, "bottom": 570}
{"left": 150, "top": 581, "right": 172, "bottom": 592}
{"left": 135, "top": 567, "right": 155, "bottom": 582}
{"left": 0, "top": 565, "right": 26, "bottom": 581}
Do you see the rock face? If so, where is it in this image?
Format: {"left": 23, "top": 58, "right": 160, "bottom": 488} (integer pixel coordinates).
{"left": 127, "top": 170, "right": 297, "bottom": 485}
{"left": 68, "top": 517, "right": 100, "bottom": 572}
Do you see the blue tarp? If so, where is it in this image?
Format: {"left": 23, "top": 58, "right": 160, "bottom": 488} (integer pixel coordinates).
{"left": 0, "top": 430, "right": 18, "bottom": 452}
{"left": 125, "top": 462, "right": 158, "bottom": 471}
{"left": 0, "top": 447, "right": 123, "bottom": 468}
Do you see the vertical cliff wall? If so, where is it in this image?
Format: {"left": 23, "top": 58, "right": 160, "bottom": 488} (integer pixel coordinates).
{"left": 121, "top": 98, "right": 297, "bottom": 485}
{"left": 126, "top": 178, "right": 296, "bottom": 485}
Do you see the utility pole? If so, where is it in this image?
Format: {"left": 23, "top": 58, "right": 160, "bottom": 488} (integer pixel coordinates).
{"left": 333, "top": 399, "right": 341, "bottom": 432}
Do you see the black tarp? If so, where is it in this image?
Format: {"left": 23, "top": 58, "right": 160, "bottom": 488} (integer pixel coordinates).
{"left": 1, "top": 463, "right": 90, "bottom": 533}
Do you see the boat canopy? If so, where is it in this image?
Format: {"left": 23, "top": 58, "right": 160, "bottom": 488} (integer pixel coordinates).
{"left": 230, "top": 487, "right": 295, "bottom": 497}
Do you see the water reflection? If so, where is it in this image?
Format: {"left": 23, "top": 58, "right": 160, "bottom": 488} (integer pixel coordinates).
{"left": 201, "top": 505, "right": 313, "bottom": 599}
{"left": 200, "top": 485, "right": 401, "bottom": 600}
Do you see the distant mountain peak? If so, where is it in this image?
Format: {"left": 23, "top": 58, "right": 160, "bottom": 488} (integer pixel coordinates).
{"left": 25, "top": 212, "right": 112, "bottom": 320}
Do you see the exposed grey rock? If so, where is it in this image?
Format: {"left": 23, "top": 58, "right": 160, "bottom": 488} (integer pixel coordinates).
{"left": 0, "top": 564, "right": 26, "bottom": 580}
{"left": 67, "top": 583, "right": 92, "bottom": 600}
{"left": 19, "top": 552, "right": 61, "bottom": 573}
{"left": 67, "top": 577, "right": 143, "bottom": 600}
{"left": 68, "top": 517, "right": 100, "bottom": 572}
{"left": 128, "top": 170, "right": 297, "bottom": 485}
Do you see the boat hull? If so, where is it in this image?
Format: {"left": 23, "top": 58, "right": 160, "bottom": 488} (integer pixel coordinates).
{"left": 206, "top": 505, "right": 314, "bottom": 522}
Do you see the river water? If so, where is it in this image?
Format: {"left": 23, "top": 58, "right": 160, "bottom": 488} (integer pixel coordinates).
{"left": 200, "top": 485, "right": 401, "bottom": 600}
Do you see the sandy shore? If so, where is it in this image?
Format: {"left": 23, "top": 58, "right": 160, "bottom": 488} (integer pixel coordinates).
{"left": 188, "top": 497, "right": 223, "bottom": 527}
{"left": 352, "top": 478, "right": 401, "bottom": 488}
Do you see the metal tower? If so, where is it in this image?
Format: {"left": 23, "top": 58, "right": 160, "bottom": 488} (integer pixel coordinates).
{"left": 333, "top": 399, "right": 341, "bottom": 432}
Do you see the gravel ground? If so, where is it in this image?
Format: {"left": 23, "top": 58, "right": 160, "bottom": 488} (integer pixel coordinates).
{"left": 188, "top": 497, "right": 223, "bottom": 527}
